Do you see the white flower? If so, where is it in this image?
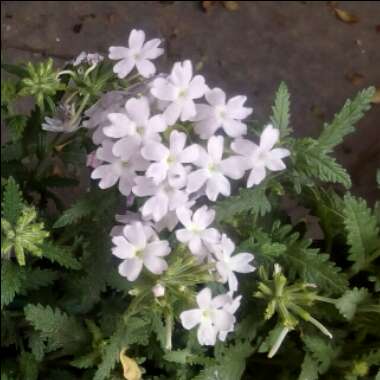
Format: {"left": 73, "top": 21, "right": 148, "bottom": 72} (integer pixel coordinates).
{"left": 142, "top": 130, "right": 199, "bottom": 185}
{"left": 83, "top": 91, "right": 127, "bottom": 145}
{"left": 109, "top": 29, "right": 163, "bottom": 78}
{"left": 218, "top": 294, "right": 242, "bottom": 341}
{"left": 42, "top": 103, "right": 80, "bottom": 133}
{"left": 91, "top": 139, "right": 147, "bottom": 196}
{"left": 212, "top": 234, "right": 255, "bottom": 292}
{"left": 180, "top": 288, "right": 235, "bottom": 346}
{"left": 133, "top": 177, "right": 189, "bottom": 222}
{"left": 112, "top": 222, "right": 170, "bottom": 281}
{"left": 73, "top": 51, "right": 104, "bottom": 66}
{"left": 193, "top": 88, "right": 252, "bottom": 139}
{"left": 231, "top": 124, "right": 290, "bottom": 187}
{"left": 152, "top": 283, "right": 165, "bottom": 298}
{"left": 175, "top": 205, "right": 220, "bottom": 257}
{"left": 150, "top": 60, "right": 208, "bottom": 125}
{"left": 103, "top": 96, "right": 166, "bottom": 144}
{"left": 186, "top": 135, "right": 246, "bottom": 201}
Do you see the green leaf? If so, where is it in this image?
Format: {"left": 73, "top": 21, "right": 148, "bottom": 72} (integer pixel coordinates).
{"left": 271, "top": 82, "right": 291, "bottom": 138}
{"left": 302, "top": 334, "right": 336, "bottom": 373}
{"left": 318, "top": 87, "right": 375, "bottom": 152}
{"left": 299, "top": 353, "right": 319, "bottom": 380}
{"left": 41, "top": 242, "right": 81, "bottom": 270}
{"left": 1, "top": 260, "right": 25, "bottom": 308}
{"left": 19, "top": 351, "right": 39, "bottom": 380}
{"left": 335, "top": 287, "right": 369, "bottom": 320}
{"left": 6, "top": 115, "right": 28, "bottom": 142}
{"left": 2, "top": 177, "right": 24, "bottom": 225}
{"left": 293, "top": 139, "right": 351, "bottom": 188}
{"left": 94, "top": 316, "right": 152, "bottom": 380}
{"left": 342, "top": 195, "right": 380, "bottom": 273}
{"left": 24, "top": 304, "right": 89, "bottom": 353}
{"left": 23, "top": 268, "right": 60, "bottom": 292}
{"left": 215, "top": 185, "right": 271, "bottom": 224}
{"left": 28, "top": 332, "right": 47, "bottom": 361}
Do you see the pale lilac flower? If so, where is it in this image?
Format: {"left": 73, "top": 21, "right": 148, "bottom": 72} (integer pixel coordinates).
{"left": 112, "top": 222, "right": 170, "bottom": 281}
{"left": 142, "top": 130, "right": 199, "bottom": 185}
{"left": 175, "top": 205, "right": 220, "bottom": 257}
{"left": 73, "top": 51, "right": 104, "bottom": 66}
{"left": 150, "top": 60, "right": 208, "bottom": 125}
{"left": 186, "top": 135, "right": 246, "bottom": 201}
{"left": 103, "top": 96, "right": 166, "bottom": 144}
{"left": 91, "top": 139, "right": 147, "bottom": 196}
{"left": 219, "top": 294, "right": 242, "bottom": 341}
{"left": 212, "top": 234, "right": 255, "bottom": 292}
{"left": 109, "top": 29, "right": 163, "bottom": 78}
{"left": 83, "top": 91, "right": 127, "bottom": 145}
{"left": 86, "top": 151, "right": 101, "bottom": 169}
{"left": 132, "top": 177, "right": 189, "bottom": 222}
{"left": 42, "top": 103, "right": 80, "bottom": 133}
{"left": 180, "top": 288, "right": 235, "bottom": 346}
{"left": 231, "top": 124, "right": 290, "bottom": 187}
{"left": 193, "top": 88, "right": 252, "bottom": 139}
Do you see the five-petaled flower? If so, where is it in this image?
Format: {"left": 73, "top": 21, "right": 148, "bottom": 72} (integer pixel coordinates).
{"left": 112, "top": 222, "right": 170, "bottom": 281}
{"left": 180, "top": 288, "right": 235, "bottom": 346}
{"left": 232, "top": 124, "right": 290, "bottom": 187}
{"left": 109, "top": 29, "right": 163, "bottom": 78}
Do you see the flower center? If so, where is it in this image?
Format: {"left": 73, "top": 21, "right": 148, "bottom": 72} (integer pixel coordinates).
{"left": 122, "top": 160, "right": 129, "bottom": 168}
{"left": 208, "top": 162, "right": 218, "bottom": 172}
{"left": 136, "top": 126, "right": 145, "bottom": 135}
{"left": 166, "top": 154, "right": 175, "bottom": 164}
{"left": 179, "top": 89, "right": 188, "bottom": 98}
{"left": 134, "top": 249, "right": 143, "bottom": 258}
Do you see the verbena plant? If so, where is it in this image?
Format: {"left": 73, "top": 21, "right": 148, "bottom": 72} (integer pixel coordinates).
{"left": 1, "top": 29, "right": 379, "bottom": 380}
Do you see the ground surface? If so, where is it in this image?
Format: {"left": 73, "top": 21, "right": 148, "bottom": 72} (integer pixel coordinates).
{"left": 1, "top": 1, "right": 379, "bottom": 201}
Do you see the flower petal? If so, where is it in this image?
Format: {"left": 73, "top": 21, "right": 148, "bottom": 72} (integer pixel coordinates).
{"left": 230, "top": 252, "right": 255, "bottom": 273}
{"left": 136, "top": 59, "right": 156, "bottom": 78}
{"left": 188, "top": 75, "right": 208, "bottom": 99}
{"left": 231, "top": 138, "right": 258, "bottom": 157}
{"left": 141, "top": 141, "right": 169, "bottom": 162}
{"left": 207, "top": 135, "right": 224, "bottom": 163}
{"left": 143, "top": 255, "right": 168, "bottom": 274}
{"left": 112, "top": 236, "right": 135, "bottom": 259}
{"left": 247, "top": 166, "right": 266, "bottom": 187}
{"left": 144, "top": 240, "right": 170, "bottom": 257}
{"left": 176, "top": 207, "right": 193, "bottom": 228}
{"left": 123, "top": 222, "right": 147, "bottom": 249}
{"left": 193, "top": 206, "right": 215, "bottom": 229}
{"left": 180, "top": 309, "right": 202, "bottom": 330}
{"left": 109, "top": 46, "right": 129, "bottom": 60}
{"left": 205, "top": 88, "right": 226, "bottom": 106}
{"left": 103, "top": 113, "right": 135, "bottom": 138}
{"left": 260, "top": 124, "right": 279, "bottom": 151}
{"left": 219, "top": 156, "right": 247, "bottom": 180}
{"left": 118, "top": 258, "right": 143, "bottom": 281}
{"left": 187, "top": 169, "right": 209, "bottom": 194}
{"left": 128, "top": 29, "right": 145, "bottom": 50}
{"left": 196, "top": 288, "right": 212, "bottom": 309}
{"left": 126, "top": 97, "right": 150, "bottom": 124}
{"left": 197, "top": 320, "right": 217, "bottom": 346}
{"left": 113, "top": 59, "right": 135, "bottom": 79}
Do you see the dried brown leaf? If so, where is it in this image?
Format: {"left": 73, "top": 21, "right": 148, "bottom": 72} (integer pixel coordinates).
{"left": 120, "top": 349, "right": 142, "bottom": 380}
{"left": 334, "top": 7, "right": 359, "bottom": 24}
{"left": 345, "top": 72, "right": 365, "bottom": 86}
{"left": 222, "top": 1, "right": 239, "bottom": 11}
{"left": 371, "top": 88, "right": 380, "bottom": 104}
{"left": 202, "top": 0, "right": 215, "bottom": 12}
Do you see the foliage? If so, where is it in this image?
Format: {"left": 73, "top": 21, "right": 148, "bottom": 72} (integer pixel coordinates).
{"left": 1, "top": 50, "right": 379, "bottom": 380}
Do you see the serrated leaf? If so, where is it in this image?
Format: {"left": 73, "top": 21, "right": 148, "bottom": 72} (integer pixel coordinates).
{"left": 24, "top": 304, "right": 89, "bottom": 353}
{"left": 2, "top": 177, "right": 24, "bottom": 225}
{"left": 335, "top": 287, "right": 369, "bottom": 320}
{"left": 41, "top": 242, "right": 81, "bottom": 270}
{"left": 299, "top": 353, "right": 319, "bottom": 380}
{"left": 271, "top": 82, "right": 291, "bottom": 138}
{"left": 19, "top": 351, "right": 39, "bottom": 380}
{"left": 1, "top": 260, "right": 25, "bottom": 309}
{"left": 302, "top": 335, "right": 336, "bottom": 373}
{"left": 215, "top": 185, "right": 271, "bottom": 224}
{"left": 318, "top": 87, "right": 375, "bottom": 152}
{"left": 343, "top": 195, "right": 380, "bottom": 273}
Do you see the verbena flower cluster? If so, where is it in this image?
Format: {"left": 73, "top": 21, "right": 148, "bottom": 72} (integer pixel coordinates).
{"left": 80, "top": 29, "right": 290, "bottom": 346}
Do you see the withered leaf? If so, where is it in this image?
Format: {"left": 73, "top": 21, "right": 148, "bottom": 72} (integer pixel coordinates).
{"left": 202, "top": 1, "right": 215, "bottom": 12}
{"left": 120, "top": 349, "right": 142, "bottom": 380}
{"left": 222, "top": 1, "right": 239, "bottom": 11}
{"left": 371, "top": 88, "right": 380, "bottom": 104}
{"left": 345, "top": 72, "right": 365, "bottom": 86}
{"left": 334, "top": 7, "right": 359, "bottom": 24}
